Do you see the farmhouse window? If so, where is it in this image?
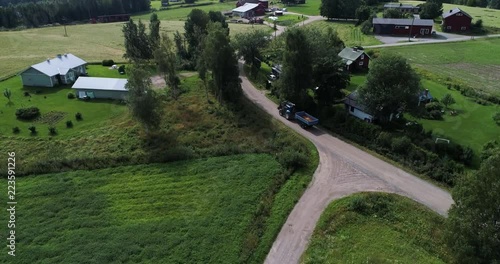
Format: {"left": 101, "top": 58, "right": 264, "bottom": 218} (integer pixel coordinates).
{"left": 359, "top": 61, "right": 364, "bottom": 66}
{"left": 447, "top": 26, "right": 451, "bottom": 29}
{"left": 405, "top": 26, "right": 409, "bottom": 29}
{"left": 395, "top": 26, "right": 400, "bottom": 29}
{"left": 461, "top": 26, "right": 466, "bottom": 30}
{"left": 360, "top": 54, "right": 365, "bottom": 59}
{"left": 456, "top": 13, "right": 463, "bottom": 16}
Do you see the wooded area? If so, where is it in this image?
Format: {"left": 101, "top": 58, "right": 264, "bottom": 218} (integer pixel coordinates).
{"left": 0, "top": 0, "right": 150, "bottom": 28}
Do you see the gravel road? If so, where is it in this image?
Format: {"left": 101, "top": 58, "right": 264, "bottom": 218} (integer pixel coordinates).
{"left": 238, "top": 64, "right": 454, "bottom": 264}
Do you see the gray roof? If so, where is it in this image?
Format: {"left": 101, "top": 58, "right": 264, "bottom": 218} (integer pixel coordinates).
{"left": 384, "top": 3, "right": 417, "bottom": 9}
{"left": 28, "top": 54, "right": 86, "bottom": 77}
{"left": 372, "top": 18, "right": 434, "bottom": 26}
{"left": 338, "top": 47, "right": 366, "bottom": 62}
{"left": 442, "top": 8, "right": 472, "bottom": 19}
{"left": 233, "top": 3, "right": 259, "bottom": 12}
{"left": 344, "top": 90, "right": 369, "bottom": 112}
{"left": 72, "top": 77, "right": 128, "bottom": 92}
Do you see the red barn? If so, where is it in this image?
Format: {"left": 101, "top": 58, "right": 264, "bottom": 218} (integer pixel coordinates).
{"left": 373, "top": 18, "right": 434, "bottom": 36}
{"left": 338, "top": 47, "right": 370, "bottom": 72}
{"left": 442, "top": 8, "right": 472, "bottom": 32}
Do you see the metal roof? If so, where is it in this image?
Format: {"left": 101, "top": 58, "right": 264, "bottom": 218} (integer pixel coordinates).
{"left": 372, "top": 18, "right": 434, "bottom": 26}
{"left": 384, "top": 3, "right": 417, "bottom": 9}
{"left": 29, "top": 54, "right": 87, "bottom": 77}
{"left": 442, "top": 8, "right": 472, "bottom": 19}
{"left": 233, "top": 3, "right": 259, "bottom": 13}
{"left": 72, "top": 77, "right": 128, "bottom": 92}
{"left": 344, "top": 90, "right": 369, "bottom": 112}
{"left": 338, "top": 47, "right": 366, "bottom": 62}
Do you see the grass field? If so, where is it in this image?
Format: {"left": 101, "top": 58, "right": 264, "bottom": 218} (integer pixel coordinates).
{"left": 304, "top": 21, "right": 382, "bottom": 47}
{"left": 134, "top": 1, "right": 237, "bottom": 20}
{"left": 374, "top": 38, "right": 500, "bottom": 96}
{"left": 265, "top": 14, "right": 308, "bottom": 27}
{"left": 280, "top": 0, "right": 321, "bottom": 16}
{"left": 301, "top": 193, "right": 451, "bottom": 263}
{"left": 402, "top": 1, "right": 500, "bottom": 28}
{"left": 0, "top": 154, "right": 282, "bottom": 263}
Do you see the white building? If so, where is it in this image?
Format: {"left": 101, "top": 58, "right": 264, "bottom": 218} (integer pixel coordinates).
{"left": 72, "top": 77, "right": 128, "bottom": 100}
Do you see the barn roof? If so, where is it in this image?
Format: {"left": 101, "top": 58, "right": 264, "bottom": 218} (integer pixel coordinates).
{"left": 372, "top": 18, "right": 434, "bottom": 26}
{"left": 27, "top": 54, "right": 86, "bottom": 77}
{"left": 338, "top": 47, "right": 367, "bottom": 62}
{"left": 233, "top": 3, "right": 259, "bottom": 12}
{"left": 442, "top": 8, "right": 472, "bottom": 19}
{"left": 72, "top": 77, "right": 128, "bottom": 92}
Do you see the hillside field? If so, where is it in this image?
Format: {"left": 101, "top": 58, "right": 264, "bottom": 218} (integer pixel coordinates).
{"left": 304, "top": 21, "right": 382, "bottom": 47}
{"left": 301, "top": 193, "right": 451, "bottom": 263}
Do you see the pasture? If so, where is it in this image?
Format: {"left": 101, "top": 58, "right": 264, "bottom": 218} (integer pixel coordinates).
{"left": 304, "top": 21, "right": 382, "bottom": 47}
{"left": 134, "top": 1, "right": 236, "bottom": 20}
{"left": 301, "top": 193, "right": 451, "bottom": 264}
{"left": 375, "top": 38, "right": 500, "bottom": 96}
{"left": 281, "top": 0, "right": 321, "bottom": 16}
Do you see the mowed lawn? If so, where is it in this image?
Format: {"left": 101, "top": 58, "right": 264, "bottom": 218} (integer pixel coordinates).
{"left": 0, "top": 154, "right": 280, "bottom": 263}
{"left": 0, "top": 20, "right": 266, "bottom": 79}
{"left": 281, "top": 0, "right": 321, "bottom": 16}
{"left": 402, "top": 1, "right": 500, "bottom": 28}
{"left": 301, "top": 193, "right": 451, "bottom": 264}
{"left": 304, "top": 21, "right": 382, "bottom": 47}
{"left": 376, "top": 38, "right": 500, "bottom": 96}
{"left": 134, "top": 1, "right": 237, "bottom": 20}
{"left": 265, "top": 14, "right": 308, "bottom": 26}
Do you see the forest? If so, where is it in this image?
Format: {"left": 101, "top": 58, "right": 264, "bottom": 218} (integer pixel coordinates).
{"left": 0, "top": 0, "right": 151, "bottom": 28}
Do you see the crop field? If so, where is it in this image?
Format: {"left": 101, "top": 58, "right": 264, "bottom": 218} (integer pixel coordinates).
{"left": 301, "top": 193, "right": 451, "bottom": 264}
{"left": 304, "top": 21, "right": 382, "bottom": 47}
{"left": 0, "top": 154, "right": 281, "bottom": 263}
{"left": 0, "top": 20, "right": 266, "bottom": 79}
{"left": 402, "top": 1, "right": 500, "bottom": 28}
{"left": 375, "top": 38, "right": 500, "bottom": 96}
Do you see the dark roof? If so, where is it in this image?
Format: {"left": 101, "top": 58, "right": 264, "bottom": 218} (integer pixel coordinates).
{"left": 372, "top": 18, "right": 434, "bottom": 26}
{"left": 344, "top": 91, "right": 369, "bottom": 112}
{"left": 338, "top": 47, "right": 367, "bottom": 62}
{"left": 442, "top": 8, "right": 472, "bottom": 19}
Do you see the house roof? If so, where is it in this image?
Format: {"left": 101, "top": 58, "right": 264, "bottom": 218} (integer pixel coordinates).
{"left": 71, "top": 77, "right": 128, "bottom": 92}
{"left": 372, "top": 18, "right": 434, "bottom": 26}
{"left": 442, "top": 8, "right": 472, "bottom": 19}
{"left": 384, "top": 3, "right": 417, "bottom": 9}
{"left": 233, "top": 3, "right": 259, "bottom": 12}
{"left": 28, "top": 54, "right": 86, "bottom": 77}
{"left": 344, "top": 91, "right": 369, "bottom": 112}
{"left": 338, "top": 47, "right": 366, "bottom": 63}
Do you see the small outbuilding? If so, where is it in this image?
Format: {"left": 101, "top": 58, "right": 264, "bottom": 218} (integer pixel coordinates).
{"left": 373, "top": 18, "right": 434, "bottom": 36}
{"left": 442, "top": 8, "right": 472, "bottom": 32}
{"left": 383, "top": 3, "right": 420, "bottom": 14}
{"left": 20, "top": 53, "right": 87, "bottom": 87}
{"left": 72, "top": 77, "right": 128, "bottom": 100}
{"left": 232, "top": 3, "right": 260, "bottom": 18}
{"left": 344, "top": 91, "right": 374, "bottom": 123}
{"left": 338, "top": 47, "right": 370, "bottom": 72}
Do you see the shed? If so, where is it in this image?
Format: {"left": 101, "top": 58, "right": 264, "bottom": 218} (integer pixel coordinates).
{"left": 233, "top": 3, "right": 259, "bottom": 18}
{"left": 20, "top": 54, "right": 87, "bottom": 87}
{"left": 373, "top": 18, "right": 434, "bottom": 36}
{"left": 72, "top": 77, "right": 128, "bottom": 100}
{"left": 344, "top": 91, "right": 374, "bottom": 122}
{"left": 383, "top": 3, "right": 420, "bottom": 14}
{"left": 338, "top": 47, "right": 370, "bottom": 72}
{"left": 442, "top": 8, "right": 472, "bottom": 32}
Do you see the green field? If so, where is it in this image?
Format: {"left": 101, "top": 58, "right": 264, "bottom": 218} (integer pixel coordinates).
{"left": 301, "top": 193, "right": 451, "bottom": 263}
{"left": 304, "top": 21, "right": 382, "bottom": 47}
{"left": 281, "top": 0, "right": 321, "bottom": 16}
{"left": 402, "top": 1, "right": 500, "bottom": 28}
{"left": 0, "top": 154, "right": 287, "bottom": 263}
{"left": 134, "top": 1, "right": 236, "bottom": 20}
{"left": 265, "top": 14, "right": 308, "bottom": 27}
{"left": 374, "top": 38, "right": 500, "bottom": 96}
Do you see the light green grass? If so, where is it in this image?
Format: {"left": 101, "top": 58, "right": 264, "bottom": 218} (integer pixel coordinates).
{"left": 134, "top": 1, "right": 236, "bottom": 20}
{"left": 265, "top": 14, "right": 308, "bottom": 26}
{"left": 402, "top": 1, "right": 500, "bottom": 28}
{"left": 374, "top": 38, "right": 500, "bottom": 96}
{"left": 301, "top": 193, "right": 451, "bottom": 264}
{"left": 280, "top": 0, "right": 321, "bottom": 16}
{"left": 304, "top": 21, "right": 382, "bottom": 47}
{"left": 0, "top": 154, "right": 280, "bottom": 264}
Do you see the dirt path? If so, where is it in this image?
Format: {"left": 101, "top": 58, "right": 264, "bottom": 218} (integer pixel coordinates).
{"left": 238, "top": 63, "right": 453, "bottom": 264}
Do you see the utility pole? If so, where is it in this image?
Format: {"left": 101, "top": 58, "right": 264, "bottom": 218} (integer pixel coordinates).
{"left": 408, "top": 15, "right": 415, "bottom": 42}
{"left": 62, "top": 17, "right": 68, "bottom": 37}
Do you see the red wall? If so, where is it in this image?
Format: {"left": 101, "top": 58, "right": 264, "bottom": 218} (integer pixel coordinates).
{"left": 443, "top": 14, "right": 472, "bottom": 32}
{"left": 392, "top": 25, "right": 433, "bottom": 36}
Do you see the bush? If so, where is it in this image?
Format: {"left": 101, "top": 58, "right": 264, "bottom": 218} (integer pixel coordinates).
{"left": 48, "top": 126, "right": 57, "bottom": 135}
{"left": 102, "top": 59, "right": 115, "bottom": 66}
{"left": 66, "top": 120, "right": 73, "bottom": 128}
{"left": 15, "top": 107, "right": 40, "bottom": 120}
{"left": 493, "top": 112, "right": 500, "bottom": 125}
{"left": 429, "top": 110, "right": 442, "bottom": 120}
{"left": 118, "top": 65, "right": 126, "bottom": 74}
{"left": 376, "top": 131, "right": 392, "bottom": 149}
{"left": 391, "top": 136, "right": 412, "bottom": 154}
{"left": 28, "top": 125, "right": 36, "bottom": 134}
{"left": 361, "top": 19, "right": 373, "bottom": 34}
{"left": 425, "top": 102, "right": 443, "bottom": 112}
{"left": 277, "top": 149, "right": 308, "bottom": 172}
{"left": 75, "top": 112, "right": 83, "bottom": 120}
{"left": 23, "top": 91, "right": 30, "bottom": 97}
{"left": 12, "top": 127, "right": 20, "bottom": 134}
{"left": 67, "top": 92, "right": 75, "bottom": 99}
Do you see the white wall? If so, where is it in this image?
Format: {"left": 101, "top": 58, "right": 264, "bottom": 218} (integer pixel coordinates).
{"left": 347, "top": 106, "right": 373, "bottom": 122}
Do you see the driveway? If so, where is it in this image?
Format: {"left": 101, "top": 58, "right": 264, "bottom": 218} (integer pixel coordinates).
{"left": 238, "top": 63, "right": 454, "bottom": 264}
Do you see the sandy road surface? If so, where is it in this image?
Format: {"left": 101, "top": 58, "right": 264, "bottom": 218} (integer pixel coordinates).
{"left": 238, "top": 64, "right": 453, "bottom": 264}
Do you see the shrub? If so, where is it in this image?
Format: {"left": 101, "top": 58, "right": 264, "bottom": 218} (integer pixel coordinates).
{"left": 48, "top": 126, "right": 57, "bottom": 135}
{"left": 361, "top": 19, "right": 373, "bottom": 34}
{"left": 75, "top": 112, "right": 83, "bottom": 120}
{"left": 23, "top": 91, "right": 30, "bottom": 97}
{"left": 102, "top": 59, "right": 115, "bottom": 66}
{"left": 12, "top": 127, "right": 20, "bottom": 134}
{"left": 376, "top": 132, "right": 392, "bottom": 149}
{"left": 391, "top": 136, "right": 412, "bottom": 154}
{"left": 493, "top": 112, "right": 500, "bottom": 125}
{"left": 15, "top": 107, "right": 40, "bottom": 120}
{"left": 67, "top": 92, "right": 75, "bottom": 99}
{"left": 28, "top": 125, "right": 36, "bottom": 134}
{"left": 429, "top": 110, "right": 442, "bottom": 120}
{"left": 425, "top": 102, "right": 443, "bottom": 112}
{"left": 66, "top": 120, "right": 73, "bottom": 128}
{"left": 118, "top": 65, "right": 126, "bottom": 74}
{"left": 277, "top": 149, "right": 308, "bottom": 171}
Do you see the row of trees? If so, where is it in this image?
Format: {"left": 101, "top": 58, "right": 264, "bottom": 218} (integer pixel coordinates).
{"left": 0, "top": 0, "right": 150, "bottom": 29}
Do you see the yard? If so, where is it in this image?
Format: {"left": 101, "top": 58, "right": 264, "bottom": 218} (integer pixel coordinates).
{"left": 279, "top": 0, "right": 321, "bottom": 16}
{"left": 304, "top": 21, "right": 382, "bottom": 47}
{"left": 301, "top": 193, "right": 451, "bottom": 263}
{"left": 265, "top": 14, "right": 308, "bottom": 27}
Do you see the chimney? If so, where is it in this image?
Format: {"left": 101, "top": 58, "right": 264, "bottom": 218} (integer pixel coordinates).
{"left": 449, "top": 10, "right": 452, "bottom": 13}
{"left": 47, "top": 58, "right": 50, "bottom": 63}
{"left": 353, "top": 47, "right": 358, "bottom": 51}
{"left": 424, "top": 89, "right": 429, "bottom": 96}
{"left": 57, "top": 54, "right": 62, "bottom": 58}
{"left": 64, "top": 53, "right": 68, "bottom": 57}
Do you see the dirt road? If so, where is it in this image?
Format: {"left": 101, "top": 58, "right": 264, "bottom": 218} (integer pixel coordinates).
{"left": 238, "top": 65, "right": 454, "bottom": 264}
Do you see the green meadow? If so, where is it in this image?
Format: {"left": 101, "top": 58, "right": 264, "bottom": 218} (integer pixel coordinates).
{"left": 304, "top": 21, "right": 382, "bottom": 47}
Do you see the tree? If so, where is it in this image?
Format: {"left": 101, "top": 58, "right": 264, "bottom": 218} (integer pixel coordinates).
{"left": 3, "top": 89, "right": 12, "bottom": 102}
{"left": 441, "top": 93, "right": 456, "bottom": 109}
{"left": 233, "top": 29, "right": 270, "bottom": 78}
{"left": 123, "top": 18, "right": 153, "bottom": 62}
{"left": 358, "top": 53, "right": 421, "bottom": 121}
{"left": 446, "top": 152, "right": 500, "bottom": 264}
{"left": 208, "top": 10, "right": 228, "bottom": 31}
{"left": 126, "top": 65, "right": 163, "bottom": 132}
{"left": 154, "top": 33, "right": 181, "bottom": 99}
{"left": 278, "top": 28, "right": 312, "bottom": 106}
{"left": 355, "top": 5, "right": 372, "bottom": 25}
{"left": 321, "top": 0, "right": 361, "bottom": 19}
{"left": 184, "top": 9, "right": 210, "bottom": 54}
{"left": 199, "top": 22, "right": 241, "bottom": 104}
{"left": 137, "top": 20, "right": 153, "bottom": 60}
{"left": 419, "top": 0, "right": 443, "bottom": 19}
{"left": 149, "top": 13, "right": 161, "bottom": 50}
{"left": 383, "top": 8, "right": 402, "bottom": 18}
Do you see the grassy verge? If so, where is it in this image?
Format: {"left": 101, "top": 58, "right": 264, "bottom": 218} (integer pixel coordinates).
{"left": 304, "top": 21, "right": 382, "bottom": 47}
{"left": 265, "top": 14, "right": 308, "bottom": 27}
{"left": 301, "top": 193, "right": 451, "bottom": 263}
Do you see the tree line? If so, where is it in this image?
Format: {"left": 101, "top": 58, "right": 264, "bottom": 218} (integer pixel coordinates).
{"left": 0, "top": 0, "right": 150, "bottom": 29}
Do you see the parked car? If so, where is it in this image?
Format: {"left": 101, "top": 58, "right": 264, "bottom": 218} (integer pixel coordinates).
{"left": 268, "top": 74, "right": 278, "bottom": 81}
{"left": 274, "top": 10, "right": 283, "bottom": 16}
{"left": 249, "top": 17, "right": 264, "bottom": 24}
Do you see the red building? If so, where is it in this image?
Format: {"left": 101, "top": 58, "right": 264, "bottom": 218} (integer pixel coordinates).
{"left": 97, "top": 14, "right": 130, "bottom": 23}
{"left": 338, "top": 47, "right": 370, "bottom": 72}
{"left": 442, "top": 8, "right": 472, "bottom": 32}
{"left": 373, "top": 18, "right": 434, "bottom": 36}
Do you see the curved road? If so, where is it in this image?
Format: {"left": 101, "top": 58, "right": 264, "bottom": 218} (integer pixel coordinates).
{"left": 238, "top": 65, "right": 454, "bottom": 264}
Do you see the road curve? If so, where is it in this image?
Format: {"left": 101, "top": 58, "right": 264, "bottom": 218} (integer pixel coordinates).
{"left": 238, "top": 64, "right": 453, "bottom": 264}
